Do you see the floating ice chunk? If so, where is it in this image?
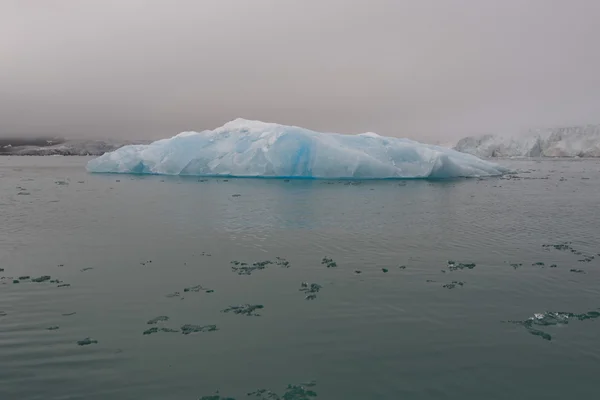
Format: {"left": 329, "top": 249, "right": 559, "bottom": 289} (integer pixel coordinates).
{"left": 87, "top": 119, "right": 507, "bottom": 179}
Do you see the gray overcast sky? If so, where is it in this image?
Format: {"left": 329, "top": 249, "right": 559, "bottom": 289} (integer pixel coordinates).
{"left": 1, "top": 0, "right": 599, "bottom": 142}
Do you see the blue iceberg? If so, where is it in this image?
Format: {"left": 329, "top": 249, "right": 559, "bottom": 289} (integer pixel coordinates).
{"left": 87, "top": 119, "right": 507, "bottom": 179}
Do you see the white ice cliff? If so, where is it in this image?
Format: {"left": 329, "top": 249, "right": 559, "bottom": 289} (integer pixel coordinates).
{"left": 454, "top": 125, "right": 600, "bottom": 158}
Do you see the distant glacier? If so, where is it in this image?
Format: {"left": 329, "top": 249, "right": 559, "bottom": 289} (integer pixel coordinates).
{"left": 0, "top": 138, "right": 148, "bottom": 156}
{"left": 454, "top": 125, "right": 600, "bottom": 158}
{"left": 87, "top": 119, "right": 507, "bottom": 179}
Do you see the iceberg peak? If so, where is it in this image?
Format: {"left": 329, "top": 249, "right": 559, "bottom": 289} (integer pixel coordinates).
{"left": 87, "top": 119, "right": 508, "bottom": 179}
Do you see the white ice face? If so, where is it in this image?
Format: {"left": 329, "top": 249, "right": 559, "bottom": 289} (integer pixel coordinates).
{"left": 454, "top": 125, "right": 600, "bottom": 158}
{"left": 87, "top": 118, "right": 507, "bottom": 179}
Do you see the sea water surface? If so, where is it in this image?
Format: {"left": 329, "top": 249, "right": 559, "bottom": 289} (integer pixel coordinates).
{"left": 1, "top": 156, "right": 599, "bottom": 400}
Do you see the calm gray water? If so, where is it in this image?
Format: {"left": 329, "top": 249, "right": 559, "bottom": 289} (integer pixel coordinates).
{"left": 1, "top": 156, "right": 599, "bottom": 400}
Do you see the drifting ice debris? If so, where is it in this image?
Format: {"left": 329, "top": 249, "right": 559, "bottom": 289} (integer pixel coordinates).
{"left": 543, "top": 242, "right": 574, "bottom": 251}
{"left": 222, "top": 304, "right": 264, "bottom": 316}
{"left": 382, "top": 268, "right": 389, "bottom": 273}
{"left": 57, "top": 283, "right": 71, "bottom": 288}
{"left": 62, "top": 312, "right": 76, "bottom": 316}
{"left": 354, "top": 270, "right": 362, "bottom": 274}
{"left": 31, "top": 275, "right": 51, "bottom": 283}
{"left": 321, "top": 257, "right": 337, "bottom": 268}
{"left": 275, "top": 257, "right": 290, "bottom": 268}
{"left": 147, "top": 316, "right": 169, "bottom": 325}
{"left": 532, "top": 262, "right": 545, "bottom": 267}
{"left": 143, "top": 327, "right": 179, "bottom": 335}
{"left": 442, "top": 281, "right": 465, "bottom": 289}
{"left": 77, "top": 337, "right": 98, "bottom": 346}
{"left": 447, "top": 261, "right": 476, "bottom": 271}
{"left": 543, "top": 242, "right": 595, "bottom": 262}
{"left": 183, "top": 284, "right": 213, "bottom": 293}
{"left": 570, "top": 269, "right": 585, "bottom": 274}
{"left": 299, "top": 283, "right": 322, "bottom": 300}
{"left": 86, "top": 118, "right": 507, "bottom": 179}
{"left": 18, "top": 275, "right": 30, "bottom": 280}
{"left": 231, "top": 260, "right": 275, "bottom": 275}
{"left": 509, "top": 263, "right": 522, "bottom": 269}
{"left": 80, "top": 267, "right": 93, "bottom": 272}
{"left": 46, "top": 326, "right": 59, "bottom": 331}
{"left": 0, "top": 311, "right": 6, "bottom": 317}
{"left": 180, "top": 324, "right": 218, "bottom": 335}
{"left": 398, "top": 265, "right": 407, "bottom": 269}
{"left": 165, "top": 292, "right": 181, "bottom": 298}
{"left": 247, "top": 381, "right": 318, "bottom": 399}
{"left": 506, "top": 310, "right": 600, "bottom": 341}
